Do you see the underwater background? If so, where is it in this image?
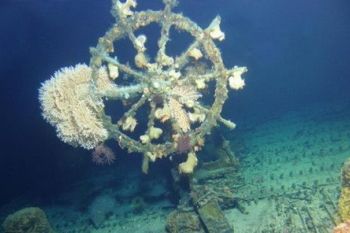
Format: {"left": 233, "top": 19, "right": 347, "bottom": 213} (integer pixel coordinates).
{"left": 0, "top": 0, "right": 350, "bottom": 232}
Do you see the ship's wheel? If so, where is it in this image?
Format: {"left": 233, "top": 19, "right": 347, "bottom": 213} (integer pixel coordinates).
{"left": 89, "top": 0, "right": 246, "bottom": 173}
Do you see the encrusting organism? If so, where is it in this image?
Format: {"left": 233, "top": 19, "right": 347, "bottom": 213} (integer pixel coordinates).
{"left": 39, "top": 0, "right": 248, "bottom": 174}
{"left": 92, "top": 144, "right": 116, "bottom": 165}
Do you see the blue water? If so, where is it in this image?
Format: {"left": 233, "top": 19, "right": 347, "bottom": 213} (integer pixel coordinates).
{"left": 0, "top": 0, "right": 350, "bottom": 231}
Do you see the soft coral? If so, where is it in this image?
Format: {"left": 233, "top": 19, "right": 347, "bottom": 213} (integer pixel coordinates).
{"left": 333, "top": 220, "right": 350, "bottom": 233}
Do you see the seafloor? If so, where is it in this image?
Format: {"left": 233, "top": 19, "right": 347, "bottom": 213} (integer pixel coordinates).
{"left": 1, "top": 100, "right": 349, "bottom": 233}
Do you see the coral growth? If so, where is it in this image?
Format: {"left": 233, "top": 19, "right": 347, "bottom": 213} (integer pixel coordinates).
{"left": 175, "top": 134, "right": 192, "bottom": 154}
{"left": 333, "top": 220, "right": 350, "bottom": 233}
{"left": 342, "top": 159, "right": 350, "bottom": 186}
{"left": 168, "top": 98, "right": 191, "bottom": 133}
{"left": 228, "top": 66, "right": 248, "bottom": 90}
{"left": 88, "top": 194, "right": 117, "bottom": 228}
{"left": 188, "top": 48, "right": 203, "bottom": 60}
{"left": 179, "top": 152, "right": 198, "bottom": 174}
{"left": 2, "top": 207, "right": 55, "bottom": 233}
{"left": 92, "top": 144, "right": 116, "bottom": 165}
{"left": 116, "top": 0, "right": 137, "bottom": 17}
{"left": 166, "top": 210, "right": 204, "bottom": 233}
{"left": 338, "top": 159, "right": 350, "bottom": 221}
{"left": 209, "top": 18, "right": 225, "bottom": 41}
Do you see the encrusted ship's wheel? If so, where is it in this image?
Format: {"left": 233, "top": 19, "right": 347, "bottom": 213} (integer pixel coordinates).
{"left": 89, "top": 0, "right": 247, "bottom": 173}
{"left": 39, "top": 0, "right": 247, "bottom": 174}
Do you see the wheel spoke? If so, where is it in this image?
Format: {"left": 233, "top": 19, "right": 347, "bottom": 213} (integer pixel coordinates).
{"left": 156, "top": 23, "right": 172, "bottom": 66}
{"left": 193, "top": 103, "right": 236, "bottom": 130}
{"left": 118, "top": 94, "right": 149, "bottom": 125}
{"left": 146, "top": 101, "right": 157, "bottom": 131}
{"left": 102, "top": 55, "right": 145, "bottom": 80}
{"left": 175, "top": 40, "right": 200, "bottom": 70}
{"left": 186, "top": 72, "right": 217, "bottom": 84}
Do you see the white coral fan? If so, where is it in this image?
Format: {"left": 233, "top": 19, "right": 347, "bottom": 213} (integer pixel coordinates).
{"left": 228, "top": 66, "right": 248, "bottom": 90}
{"left": 39, "top": 64, "right": 112, "bottom": 149}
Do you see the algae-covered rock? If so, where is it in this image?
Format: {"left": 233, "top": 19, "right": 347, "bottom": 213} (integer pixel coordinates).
{"left": 342, "top": 159, "right": 350, "bottom": 187}
{"left": 333, "top": 220, "right": 350, "bottom": 233}
{"left": 195, "top": 199, "right": 234, "bottom": 233}
{"left": 166, "top": 210, "right": 205, "bottom": 233}
{"left": 338, "top": 159, "right": 350, "bottom": 222}
{"left": 338, "top": 187, "right": 350, "bottom": 222}
{"left": 2, "top": 207, "right": 55, "bottom": 233}
{"left": 191, "top": 184, "right": 234, "bottom": 233}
